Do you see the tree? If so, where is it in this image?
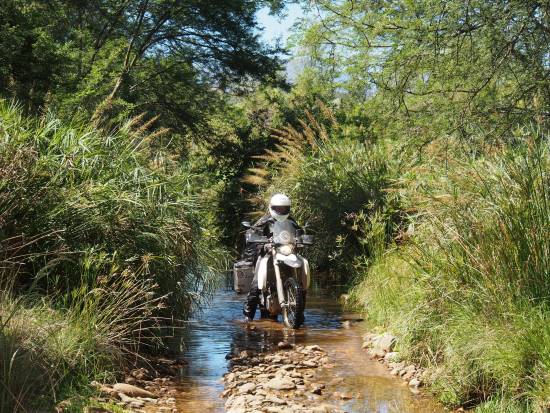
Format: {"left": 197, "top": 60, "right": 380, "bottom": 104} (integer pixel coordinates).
{"left": 0, "top": 0, "right": 287, "bottom": 120}
{"left": 295, "top": 0, "right": 550, "bottom": 141}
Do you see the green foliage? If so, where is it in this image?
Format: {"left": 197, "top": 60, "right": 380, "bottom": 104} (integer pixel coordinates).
{"left": 0, "top": 0, "right": 285, "bottom": 129}
{"left": 0, "top": 101, "right": 225, "bottom": 316}
{"left": 295, "top": 0, "right": 550, "bottom": 142}
{"left": 244, "top": 106, "right": 398, "bottom": 278}
{"left": 351, "top": 133, "right": 550, "bottom": 410}
{"left": 283, "top": 4, "right": 550, "bottom": 409}
{"left": 0, "top": 268, "right": 160, "bottom": 411}
{"left": 0, "top": 101, "right": 226, "bottom": 409}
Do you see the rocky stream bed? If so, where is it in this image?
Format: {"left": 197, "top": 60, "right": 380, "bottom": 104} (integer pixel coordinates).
{"left": 85, "top": 291, "right": 445, "bottom": 413}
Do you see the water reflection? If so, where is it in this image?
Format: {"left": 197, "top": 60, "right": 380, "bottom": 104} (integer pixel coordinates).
{"left": 172, "top": 290, "right": 444, "bottom": 413}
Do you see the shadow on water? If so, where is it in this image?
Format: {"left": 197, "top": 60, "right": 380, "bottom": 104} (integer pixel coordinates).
{"left": 171, "top": 288, "right": 444, "bottom": 412}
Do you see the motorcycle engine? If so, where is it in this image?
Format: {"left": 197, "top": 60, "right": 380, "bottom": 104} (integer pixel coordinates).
{"left": 265, "top": 294, "right": 281, "bottom": 314}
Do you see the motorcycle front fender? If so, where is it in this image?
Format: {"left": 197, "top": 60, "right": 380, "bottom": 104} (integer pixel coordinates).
{"left": 275, "top": 253, "right": 303, "bottom": 268}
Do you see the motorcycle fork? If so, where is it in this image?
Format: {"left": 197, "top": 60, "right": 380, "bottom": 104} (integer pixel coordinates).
{"left": 272, "top": 252, "right": 286, "bottom": 307}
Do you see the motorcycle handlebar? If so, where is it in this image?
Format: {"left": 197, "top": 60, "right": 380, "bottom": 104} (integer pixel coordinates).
{"left": 245, "top": 233, "right": 314, "bottom": 246}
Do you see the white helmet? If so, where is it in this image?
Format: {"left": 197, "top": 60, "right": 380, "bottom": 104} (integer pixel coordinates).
{"left": 269, "top": 193, "right": 291, "bottom": 222}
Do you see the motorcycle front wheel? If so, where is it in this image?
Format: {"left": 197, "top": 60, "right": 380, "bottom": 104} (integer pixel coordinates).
{"left": 282, "top": 277, "right": 304, "bottom": 329}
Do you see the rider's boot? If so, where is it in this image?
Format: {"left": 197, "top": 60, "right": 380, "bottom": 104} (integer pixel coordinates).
{"left": 243, "top": 286, "right": 261, "bottom": 321}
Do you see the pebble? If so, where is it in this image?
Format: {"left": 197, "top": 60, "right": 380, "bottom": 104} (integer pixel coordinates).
{"left": 238, "top": 382, "right": 257, "bottom": 394}
{"left": 334, "top": 391, "right": 353, "bottom": 400}
{"left": 266, "top": 377, "right": 296, "bottom": 390}
{"left": 408, "top": 377, "right": 422, "bottom": 388}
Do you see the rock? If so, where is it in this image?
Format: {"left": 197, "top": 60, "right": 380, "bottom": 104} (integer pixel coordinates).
{"left": 310, "top": 383, "right": 325, "bottom": 395}
{"left": 113, "top": 383, "right": 156, "bottom": 398}
{"left": 334, "top": 391, "right": 353, "bottom": 400}
{"left": 97, "top": 385, "right": 118, "bottom": 397}
{"left": 227, "top": 408, "right": 246, "bottom": 413}
{"left": 328, "top": 377, "right": 344, "bottom": 385}
{"left": 266, "top": 407, "right": 288, "bottom": 413}
{"left": 361, "top": 341, "right": 371, "bottom": 350}
{"left": 240, "top": 350, "right": 254, "bottom": 358}
{"left": 118, "top": 392, "right": 139, "bottom": 404}
{"left": 129, "top": 400, "right": 145, "bottom": 408}
{"left": 384, "top": 352, "right": 400, "bottom": 363}
{"left": 312, "top": 404, "right": 336, "bottom": 413}
{"left": 238, "top": 382, "right": 257, "bottom": 394}
{"left": 124, "top": 376, "right": 137, "bottom": 385}
{"left": 133, "top": 367, "right": 150, "bottom": 379}
{"left": 265, "top": 395, "right": 287, "bottom": 405}
{"left": 266, "top": 377, "right": 296, "bottom": 391}
{"left": 400, "top": 365, "right": 416, "bottom": 377}
{"left": 225, "top": 372, "right": 236, "bottom": 383}
{"left": 304, "top": 345, "right": 322, "bottom": 352}
{"left": 402, "top": 371, "right": 415, "bottom": 381}
{"left": 319, "top": 356, "right": 331, "bottom": 365}
{"left": 302, "top": 360, "right": 318, "bottom": 368}
{"left": 372, "top": 333, "right": 396, "bottom": 352}
{"left": 362, "top": 333, "right": 377, "bottom": 342}
{"left": 367, "top": 348, "right": 386, "bottom": 359}
{"left": 278, "top": 341, "right": 294, "bottom": 350}
{"left": 408, "top": 377, "right": 422, "bottom": 388}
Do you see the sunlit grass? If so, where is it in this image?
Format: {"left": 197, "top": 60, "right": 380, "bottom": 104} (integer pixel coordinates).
{"left": 351, "top": 131, "right": 550, "bottom": 410}
{"left": 0, "top": 101, "right": 226, "bottom": 410}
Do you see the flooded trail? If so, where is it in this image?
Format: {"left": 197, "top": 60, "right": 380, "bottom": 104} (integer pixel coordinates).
{"left": 171, "top": 290, "right": 444, "bottom": 412}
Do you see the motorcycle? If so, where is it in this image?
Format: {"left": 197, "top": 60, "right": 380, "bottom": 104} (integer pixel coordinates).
{"left": 241, "top": 219, "right": 313, "bottom": 329}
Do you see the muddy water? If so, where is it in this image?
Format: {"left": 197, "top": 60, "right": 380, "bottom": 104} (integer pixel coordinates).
{"left": 172, "top": 290, "right": 444, "bottom": 412}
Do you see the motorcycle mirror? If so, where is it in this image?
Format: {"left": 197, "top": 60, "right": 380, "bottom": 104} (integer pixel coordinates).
{"left": 241, "top": 221, "right": 252, "bottom": 228}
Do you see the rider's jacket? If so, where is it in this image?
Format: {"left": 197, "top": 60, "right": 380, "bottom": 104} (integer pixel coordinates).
{"left": 241, "top": 215, "right": 301, "bottom": 264}
{"left": 249, "top": 214, "right": 301, "bottom": 237}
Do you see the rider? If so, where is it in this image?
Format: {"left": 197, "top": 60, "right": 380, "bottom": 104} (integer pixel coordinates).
{"left": 242, "top": 193, "right": 302, "bottom": 322}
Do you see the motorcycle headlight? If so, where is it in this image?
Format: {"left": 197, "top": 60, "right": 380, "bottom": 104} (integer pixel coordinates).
{"left": 278, "top": 245, "right": 294, "bottom": 255}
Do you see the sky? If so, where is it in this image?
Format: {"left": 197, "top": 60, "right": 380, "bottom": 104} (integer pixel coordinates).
{"left": 256, "top": 3, "right": 304, "bottom": 48}
{"left": 256, "top": 3, "right": 306, "bottom": 81}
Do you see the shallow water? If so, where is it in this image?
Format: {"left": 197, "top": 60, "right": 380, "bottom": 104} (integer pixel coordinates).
{"left": 171, "top": 289, "right": 444, "bottom": 412}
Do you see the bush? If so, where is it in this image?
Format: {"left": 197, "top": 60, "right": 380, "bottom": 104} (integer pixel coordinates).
{"left": 0, "top": 101, "right": 224, "bottom": 317}
{"left": 244, "top": 108, "right": 399, "bottom": 280}
{"left": 0, "top": 266, "right": 161, "bottom": 411}
{"left": 0, "top": 101, "right": 226, "bottom": 410}
{"left": 352, "top": 132, "right": 550, "bottom": 410}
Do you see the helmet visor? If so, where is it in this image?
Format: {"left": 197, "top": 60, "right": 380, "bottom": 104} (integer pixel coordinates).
{"left": 271, "top": 205, "right": 290, "bottom": 216}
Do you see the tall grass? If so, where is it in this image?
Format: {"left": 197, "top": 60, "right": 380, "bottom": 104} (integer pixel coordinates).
{"left": 352, "top": 132, "right": 550, "bottom": 410}
{"left": 0, "top": 101, "right": 226, "bottom": 410}
{"left": 243, "top": 107, "right": 398, "bottom": 279}
{"left": 0, "top": 100, "right": 224, "bottom": 316}
{"left": 0, "top": 266, "right": 162, "bottom": 412}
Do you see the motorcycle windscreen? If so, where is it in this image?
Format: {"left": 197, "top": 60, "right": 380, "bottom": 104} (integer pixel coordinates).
{"left": 272, "top": 220, "right": 296, "bottom": 244}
